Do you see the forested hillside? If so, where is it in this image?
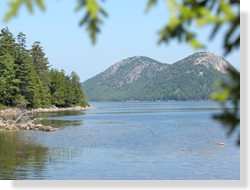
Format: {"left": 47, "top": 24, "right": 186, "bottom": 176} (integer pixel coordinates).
{"left": 0, "top": 28, "right": 89, "bottom": 108}
{"left": 82, "top": 53, "right": 231, "bottom": 101}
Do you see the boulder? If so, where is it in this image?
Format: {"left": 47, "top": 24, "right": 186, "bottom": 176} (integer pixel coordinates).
{"left": 41, "top": 126, "right": 55, "bottom": 132}
{"left": 35, "top": 124, "right": 44, "bottom": 129}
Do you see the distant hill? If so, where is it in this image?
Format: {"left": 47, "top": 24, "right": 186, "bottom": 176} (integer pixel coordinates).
{"left": 82, "top": 52, "right": 232, "bottom": 101}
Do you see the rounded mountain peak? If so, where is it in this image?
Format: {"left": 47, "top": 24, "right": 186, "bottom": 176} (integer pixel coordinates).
{"left": 192, "top": 52, "right": 230, "bottom": 74}
{"left": 175, "top": 52, "right": 230, "bottom": 74}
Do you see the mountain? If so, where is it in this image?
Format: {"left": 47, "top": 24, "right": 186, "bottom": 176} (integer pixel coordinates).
{"left": 82, "top": 52, "right": 232, "bottom": 101}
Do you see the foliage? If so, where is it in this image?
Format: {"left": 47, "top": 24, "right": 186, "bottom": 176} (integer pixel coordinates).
{"left": 0, "top": 28, "right": 89, "bottom": 108}
{"left": 211, "top": 66, "right": 240, "bottom": 145}
{"left": 3, "top": 0, "right": 239, "bottom": 52}
{"left": 3, "top": 0, "right": 108, "bottom": 44}
{"left": 75, "top": 0, "right": 108, "bottom": 44}
{"left": 83, "top": 53, "right": 230, "bottom": 101}
{"left": 0, "top": 132, "right": 48, "bottom": 179}
{"left": 146, "top": 0, "right": 239, "bottom": 55}
{"left": 145, "top": 0, "right": 240, "bottom": 145}
{"left": 4, "top": 0, "right": 46, "bottom": 22}
{"left": 2, "top": 0, "right": 240, "bottom": 144}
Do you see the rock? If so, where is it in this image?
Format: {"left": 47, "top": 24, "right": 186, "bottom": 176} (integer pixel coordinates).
{"left": 75, "top": 106, "right": 81, "bottom": 110}
{"left": 29, "top": 106, "right": 93, "bottom": 113}
{"left": 30, "top": 125, "right": 35, "bottom": 130}
{"left": 216, "top": 142, "right": 225, "bottom": 146}
{"left": 20, "top": 124, "right": 26, "bottom": 129}
{"left": 35, "top": 124, "right": 44, "bottom": 129}
{"left": 25, "top": 126, "right": 30, "bottom": 130}
{"left": 41, "top": 126, "right": 55, "bottom": 132}
{"left": 0, "top": 123, "right": 6, "bottom": 128}
{"left": 27, "top": 122, "right": 34, "bottom": 127}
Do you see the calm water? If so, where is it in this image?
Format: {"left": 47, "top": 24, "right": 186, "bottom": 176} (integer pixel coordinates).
{"left": 0, "top": 102, "right": 240, "bottom": 180}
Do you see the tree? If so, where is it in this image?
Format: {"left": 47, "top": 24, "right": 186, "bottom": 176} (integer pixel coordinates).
{"left": 30, "top": 41, "right": 51, "bottom": 86}
{"left": 68, "top": 71, "right": 89, "bottom": 107}
{"left": 0, "top": 28, "right": 20, "bottom": 107}
{"left": 49, "top": 69, "right": 68, "bottom": 107}
{"left": 0, "top": 54, "right": 19, "bottom": 106}
{"left": 13, "top": 35, "right": 51, "bottom": 108}
{"left": 2, "top": 0, "right": 240, "bottom": 144}
{"left": 1, "top": 27, "right": 89, "bottom": 109}
{"left": 16, "top": 32, "right": 27, "bottom": 50}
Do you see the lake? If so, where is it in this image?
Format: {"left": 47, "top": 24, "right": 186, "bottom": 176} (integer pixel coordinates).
{"left": 0, "top": 101, "right": 240, "bottom": 180}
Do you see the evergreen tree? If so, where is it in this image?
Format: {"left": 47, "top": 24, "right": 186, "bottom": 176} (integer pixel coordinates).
{"left": 68, "top": 71, "right": 89, "bottom": 107}
{"left": 0, "top": 28, "right": 20, "bottom": 107}
{"left": 30, "top": 41, "right": 52, "bottom": 107}
{"left": 14, "top": 44, "right": 49, "bottom": 108}
{"left": 0, "top": 54, "right": 19, "bottom": 106}
{"left": 0, "top": 28, "right": 89, "bottom": 109}
{"left": 16, "top": 32, "right": 27, "bottom": 51}
{"left": 49, "top": 69, "right": 68, "bottom": 107}
{"left": 30, "top": 41, "right": 51, "bottom": 86}
{"left": 0, "top": 28, "right": 16, "bottom": 55}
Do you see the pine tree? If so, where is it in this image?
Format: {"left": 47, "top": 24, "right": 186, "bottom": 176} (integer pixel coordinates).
{"left": 49, "top": 69, "right": 68, "bottom": 107}
{"left": 30, "top": 41, "right": 50, "bottom": 86}
{"left": 0, "top": 28, "right": 89, "bottom": 109}
{"left": 68, "top": 71, "right": 89, "bottom": 107}
{"left": 0, "top": 54, "right": 20, "bottom": 106}
{"left": 0, "top": 28, "right": 20, "bottom": 107}
{"left": 30, "top": 41, "right": 52, "bottom": 106}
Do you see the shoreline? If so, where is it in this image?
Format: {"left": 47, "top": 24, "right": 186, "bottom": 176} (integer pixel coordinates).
{"left": 0, "top": 106, "right": 94, "bottom": 132}
{"left": 0, "top": 106, "right": 95, "bottom": 116}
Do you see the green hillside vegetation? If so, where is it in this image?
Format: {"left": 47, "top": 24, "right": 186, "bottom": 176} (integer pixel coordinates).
{"left": 0, "top": 28, "right": 89, "bottom": 109}
{"left": 82, "top": 53, "right": 231, "bottom": 101}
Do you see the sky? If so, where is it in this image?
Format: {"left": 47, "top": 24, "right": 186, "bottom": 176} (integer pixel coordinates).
{"left": 0, "top": 0, "right": 240, "bottom": 82}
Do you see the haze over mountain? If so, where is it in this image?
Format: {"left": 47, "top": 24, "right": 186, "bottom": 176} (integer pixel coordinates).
{"left": 82, "top": 52, "right": 231, "bottom": 101}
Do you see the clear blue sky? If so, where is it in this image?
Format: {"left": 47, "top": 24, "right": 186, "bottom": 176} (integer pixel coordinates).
{"left": 0, "top": 0, "right": 240, "bottom": 82}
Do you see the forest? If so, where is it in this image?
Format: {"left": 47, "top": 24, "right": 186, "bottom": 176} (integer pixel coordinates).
{"left": 83, "top": 54, "right": 230, "bottom": 101}
{"left": 0, "top": 27, "right": 89, "bottom": 109}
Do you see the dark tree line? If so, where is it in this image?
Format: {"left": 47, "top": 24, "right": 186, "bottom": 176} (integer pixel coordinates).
{"left": 0, "top": 27, "right": 89, "bottom": 109}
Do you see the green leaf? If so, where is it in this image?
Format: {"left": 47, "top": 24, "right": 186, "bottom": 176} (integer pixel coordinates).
{"left": 36, "top": 0, "right": 46, "bottom": 11}
{"left": 86, "top": 0, "right": 99, "bottom": 19}
{"left": 145, "top": 0, "right": 157, "bottom": 13}
{"left": 188, "top": 38, "right": 204, "bottom": 49}
{"left": 25, "top": 0, "right": 33, "bottom": 12}
{"left": 4, "top": 0, "right": 46, "bottom": 22}
{"left": 211, "top": 88, "right": 230, "bottom": 102}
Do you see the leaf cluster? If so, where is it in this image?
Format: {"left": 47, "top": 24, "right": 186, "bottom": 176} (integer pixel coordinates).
{"left": 146, "top": 0, "right": 239, "bottom": 55}
{"left": 0, "top": 28, "right": 89, "bottom": 109}
{"left": 4, "top": 0, "right": 46, "bottom": 21}
{"left": 211, "top": 66, "right": 240, "bottom": 145}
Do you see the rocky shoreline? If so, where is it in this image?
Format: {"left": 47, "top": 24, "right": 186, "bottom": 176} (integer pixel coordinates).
{"left": 0, "top": 106, "right": 94, "bottom": 132}
{"left": 0, "top": 106, "right": 94, "bottom": 116}
{"left": 0, "top": 118, "right": 59, "bottom": 132}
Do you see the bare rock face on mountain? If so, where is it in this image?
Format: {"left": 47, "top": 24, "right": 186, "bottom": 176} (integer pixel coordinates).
{"left": 192, "top": 52, "right": 229, "bottom": 74}
{"left": 82, "top": 52, "right": 233, "bottom": 101}
{"left": 101, "top": 56, "right": 168, "bottom": 86}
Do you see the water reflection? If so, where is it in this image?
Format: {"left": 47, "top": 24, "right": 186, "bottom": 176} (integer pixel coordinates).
{"left": 40, "top": 120, "right": 82, "bottom": 128}
{"left": 0, "top": 103, "right": 240, "bottom": 179}
{"left": 35, "top": 111, "right": 85, "bottom": 128}
{"left": 0, "top": 111, "right": 86, "bottom": 179}
{"left": 47, "top": 148, "right": 87, "bottom": 165}
{"left": 34, "top": 111, "right": 86, "bottom": 118}
{"left": 0, "top": 131, "right": 48, "bottom": 179}
{"left": 0, "top": 131, "right": 86, "bottom": 179}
